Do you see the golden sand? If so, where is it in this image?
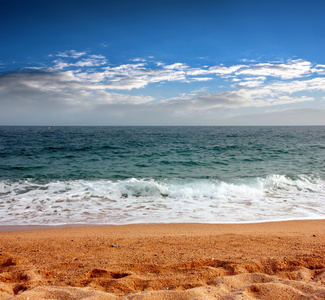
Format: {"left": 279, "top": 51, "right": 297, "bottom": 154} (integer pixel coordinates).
{"left": 1, "top": 220, "right": 325, "bottom": 299}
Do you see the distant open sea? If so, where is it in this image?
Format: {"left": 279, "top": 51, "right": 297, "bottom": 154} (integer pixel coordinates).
{"left": 0, "top": 126, "right": 324, "bottom": 225}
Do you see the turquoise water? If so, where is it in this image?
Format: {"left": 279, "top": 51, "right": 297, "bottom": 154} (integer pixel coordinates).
{"left": 0, "top": 126, "right": 325, "bottom": 225}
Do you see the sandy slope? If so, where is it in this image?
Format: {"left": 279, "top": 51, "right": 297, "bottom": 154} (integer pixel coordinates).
{"left": 0, "top": 221, "right": 324, "bottom": 299}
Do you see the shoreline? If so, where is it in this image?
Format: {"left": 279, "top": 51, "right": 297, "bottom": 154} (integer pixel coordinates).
{"left": 1, "top": 220, "right": 324, "bottom": 299}
{"left": 1, "top": 218, "right": 325, "bottom": 233}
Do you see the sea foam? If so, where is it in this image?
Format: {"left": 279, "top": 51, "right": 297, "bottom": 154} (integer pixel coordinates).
{"left": 1, "top": 174, "right": 324, "bottom": 225}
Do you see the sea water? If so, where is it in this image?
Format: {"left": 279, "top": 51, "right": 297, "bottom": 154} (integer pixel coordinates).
{"left": 0, "top": 126, "right": 324, "bottom": 225}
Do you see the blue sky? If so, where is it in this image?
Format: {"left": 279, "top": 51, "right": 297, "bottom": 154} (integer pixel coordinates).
{"left": 1, "top": 0, "right": 325, "bottom": 125}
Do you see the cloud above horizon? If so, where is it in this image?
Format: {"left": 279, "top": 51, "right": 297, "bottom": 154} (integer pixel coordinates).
{"left": 1, "top": 50, "right": 325, "bottom": 125}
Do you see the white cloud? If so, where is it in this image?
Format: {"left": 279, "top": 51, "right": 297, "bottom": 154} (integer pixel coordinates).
{"left": 185, "top": 68, "right": 210, "bottom": 76}
{"left": 235, "top": 59, "right": 312, "bottom": 79}
{"left": 163, "top": 63, "right": 189, "bottom": 70}
{"left": 242, "top": 76, "right": 266, "bottom": 81}
{"left": 52, "top": 59, "right": 70, "bottom": 70}
{"left": 98, "top": 63, "right": 188, "bottom": 89}
{"left": 56, "top": 50, "right": 87, "bottom": 59}
{"left": 0, "top": 71, "right": 153, "bottom": 110}
{"left": 209, "top": 65, "right": 245, "bottom": 75}
{"left": 73, "top": 71, "right": 106, "bottom": 83}
{"left": 46, "top": 54, "right": 324, "bottom": 97}
{"left": 240, "top": 59, "right": 256, "bottom": 62}
{"left": 74, "top": 58, "right": 107, "bottom": 67}
{"left": 264, "top": 77, "right": 325, "bottom": 94}
{"left": 2, "top": 52, "right": 325, "bottom": 126}
{"left": 105, "top": 63, "right": 146, "bottom": 72}
{"left": 162, "top": 89, "right": 314, "bottom": 111}
{"left": 235, "top": 80, "right": 264, "bottom": 88}
{"left": 186, "top": 65, "right": 244, "bottom": 76}
{"left": 52, "top": 57, "right": 107, "bottom": 70}
{"left": 131, "top": 58, "right": 147, "bottom": 62}
{"left": 105, "top": 77, "right": 150, "bottom": 90}
{"left": 161, "top": 74, "right": 321, "bottom": 112}
{"left": 91, "top": 91, "right": 153, "bottom": 105}
{"left": 190, "top": 77, "right": 213, "bottom": 82}
{"left": 89, "top": 54, "right": 106, "bottom": 59}
{"left": 312, "top": 64, "right": 325, "bottom": 75}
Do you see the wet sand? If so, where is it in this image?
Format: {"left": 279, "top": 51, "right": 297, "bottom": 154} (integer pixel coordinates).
{"left": 1, "top": 220, "right": 325, "bottom": 299}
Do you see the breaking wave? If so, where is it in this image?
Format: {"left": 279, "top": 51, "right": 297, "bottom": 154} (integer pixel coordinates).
{"left": 1, "top": 174, "right": 324, "bottom": 225}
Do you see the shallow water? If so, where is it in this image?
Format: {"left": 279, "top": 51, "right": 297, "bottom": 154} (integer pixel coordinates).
{"left": 1, "top": 126, "right": 324, "bottom": 225}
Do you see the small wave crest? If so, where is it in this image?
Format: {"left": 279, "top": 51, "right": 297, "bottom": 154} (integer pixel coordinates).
{"left": 1, "top": 174, "right": 323, "bottom": 200}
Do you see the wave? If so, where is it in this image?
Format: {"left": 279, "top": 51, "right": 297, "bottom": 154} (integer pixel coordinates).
{"left": 1, "top": 174, "right": 322, "bottom": 198}
{"left": 0, "top": 174, "right": 324, "bottom": 225}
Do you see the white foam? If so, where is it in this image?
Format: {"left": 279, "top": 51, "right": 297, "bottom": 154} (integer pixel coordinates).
{"left": 0, "top": 174, "right": 324, "bottom": 225}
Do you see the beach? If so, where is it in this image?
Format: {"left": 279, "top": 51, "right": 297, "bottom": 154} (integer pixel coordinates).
{"left": 1, "top": 126, "right": 325, "bottom": 298}
{"left": 1, "top": 220, "right": 324, "bottom": 299}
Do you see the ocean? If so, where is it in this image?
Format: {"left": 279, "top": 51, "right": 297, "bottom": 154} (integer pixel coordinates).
{"left": 0, "top": 126, "right": 324, "bottom": 225}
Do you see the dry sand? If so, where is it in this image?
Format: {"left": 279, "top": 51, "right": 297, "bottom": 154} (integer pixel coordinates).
{"left": 0, "top": 220, "right": 324, "bottom": 299}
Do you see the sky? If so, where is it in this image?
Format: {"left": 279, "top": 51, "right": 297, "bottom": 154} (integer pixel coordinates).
{"left": 1, "top": 0, "right": 325, "bottom": 126}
